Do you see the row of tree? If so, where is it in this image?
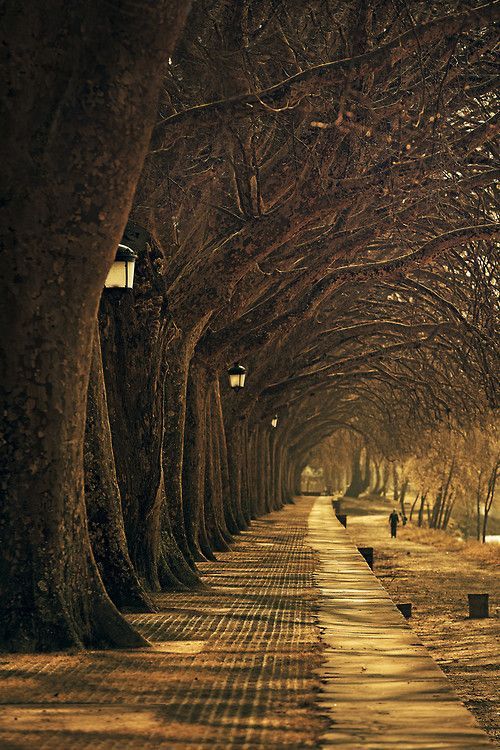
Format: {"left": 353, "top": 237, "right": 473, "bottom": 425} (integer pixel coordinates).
{"left": 1, "top": 1, "right": 498, "bottom": 651}
{"left": 309, "top": 421, "right": 498, "bottom": 540}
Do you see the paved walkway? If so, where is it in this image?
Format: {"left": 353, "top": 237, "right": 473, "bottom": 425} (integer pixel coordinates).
{"left": 0, "top": 499, "right": 324, "bottom": 749}
{"left": 309, "top": 496, "right": 493, "bottom": 749}
{"left": 0, "top": 497, "right": 493, "bottom": 748}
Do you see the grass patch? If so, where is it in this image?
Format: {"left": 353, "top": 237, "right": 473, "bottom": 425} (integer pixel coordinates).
{"left": 400, "top": 525, "right": 500, "bottom": 566}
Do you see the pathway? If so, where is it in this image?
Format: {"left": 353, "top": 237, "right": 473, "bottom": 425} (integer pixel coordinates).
{"left": 0, "top": 499, "right": 324, "bottom": 749}
{"left": 309, "top": 496, "right": 493, "bottom": 748}
{"left": 0, "top": 497, "right": 493, "bottom": 748}
{"left": 339, "top": 494, "right": 500, "bottom": 743}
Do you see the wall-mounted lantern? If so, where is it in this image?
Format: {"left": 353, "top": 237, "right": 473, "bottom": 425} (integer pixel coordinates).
{"left": 104, "top": 244, "right": 138, "bottom": 289}
{"left": 271, "top": 414, "right": 278, "bottom": 428}
{"left": 228, "top": 363, "right": 247, "bottom": 391}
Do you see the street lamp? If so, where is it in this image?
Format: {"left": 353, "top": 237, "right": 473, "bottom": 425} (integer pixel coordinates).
{"left": 228, "top": 363, "right": 247, "bottom": 391}
{"left": 271, "top": 414, "right": 278, "bottom": 428}
{"left": 104, "top": 244, "right": 138, "bottom": 289}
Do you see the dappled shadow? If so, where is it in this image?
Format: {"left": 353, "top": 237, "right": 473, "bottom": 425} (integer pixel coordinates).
{"left": 0, "top": 498, "right": 327, "bottom": 749}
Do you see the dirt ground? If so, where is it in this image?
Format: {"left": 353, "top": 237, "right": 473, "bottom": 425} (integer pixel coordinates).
{"left": 342, "top": 495, "right": 500, "bottom": 745}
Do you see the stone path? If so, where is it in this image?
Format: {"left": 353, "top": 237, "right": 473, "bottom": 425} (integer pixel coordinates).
{"left": 340, "top": 494, "right": 500, "bottom": 743}
{"left": 0, "top": 499, "right": 325, "bottom": 749}
{"left": 309, "top": 496, "right": 494, "bottom": 749}
{"left": 0, "top": 496, "right": 494, "bottom": 748}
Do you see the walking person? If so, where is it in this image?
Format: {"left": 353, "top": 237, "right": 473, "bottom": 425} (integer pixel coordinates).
{"left": 389, "top": 509, "right": 399, "bottom": 539}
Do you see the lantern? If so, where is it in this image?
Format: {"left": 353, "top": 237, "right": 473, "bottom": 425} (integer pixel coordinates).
{"left": 271, "top": 415, "right": 278, "bottom": 428}
{"left": 228, "top": 363, "right": 247, "bottom": 391}
{"left": 104, "top": 244, "right": 137, "bottom": 289}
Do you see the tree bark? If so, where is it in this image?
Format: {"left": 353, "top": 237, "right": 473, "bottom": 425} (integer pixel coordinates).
{"left": 0, "top": 0, "right": 189, "bottom": 650}
{"left": 183, "top": 359, "right": 216, "bottom": 561}
{"left": 204, "top": 386, "right": 232, "bottom": 551}
{"left": 99, "top": 293, "right": 196, "bottom": 591}
{"left": 345, "top": 448, "right": 364, "bottom": 497}
{"left": 85, "top": 323, "right": 155, "bottom": 612}
{"left": 212, "top": 380, "right": 241, "bottom": 535}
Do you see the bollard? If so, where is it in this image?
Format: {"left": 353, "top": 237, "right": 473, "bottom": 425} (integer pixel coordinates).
{"left": 333, "top": 499, "right": 342, "bottom": 514}
{"left": 468, "top": 594, "right": 489, "bottom": 619}
{"left": 357, "top": 546, "right": 374, "bottom": 569}
{"left": 336, "top": 513, "right": 347, "bottom": 528}
{"left": 396, "top": 603, "right": 412, "bottom": 619}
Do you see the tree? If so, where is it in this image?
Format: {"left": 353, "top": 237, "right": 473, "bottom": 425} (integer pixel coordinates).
{"left": 0, "top": 1, "right": 190, "bottom": 651}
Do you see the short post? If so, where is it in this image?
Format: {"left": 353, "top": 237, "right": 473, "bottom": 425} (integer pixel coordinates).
{"left": 336, "top": 513, "right": 347, "bottom": 528}
{"left": 396, "top": 603, "right": 412, "bottom": 619}
{"left": 357, "top": 546, "right": 374, "bottom": 569}
{"left": 333, "top": 499, "right": 342, "bottom": 514}
{"left": 468, "top": 594, "right": 489, "bottom": 619}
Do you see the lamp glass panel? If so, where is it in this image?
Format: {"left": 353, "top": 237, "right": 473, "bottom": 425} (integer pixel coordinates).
{"left": 126, "top": 260, "right": 136, "bottom": 288}
{"left": 105, "top": 261, "right": 127, "bottom": 288}
{"left": 229, "top": 372, "right": 244, "bottom": 389}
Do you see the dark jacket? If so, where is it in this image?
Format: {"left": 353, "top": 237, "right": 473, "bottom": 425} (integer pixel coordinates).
{"left": 389, "top": 511, "right": 399, "bottom": 527}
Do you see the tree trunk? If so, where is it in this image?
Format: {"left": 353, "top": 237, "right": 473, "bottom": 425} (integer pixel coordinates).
{"left": 345, "top": 448, "right": 363, "bottom": 497}
{"left": 443, "top": 496, "right": 455, "bottom": 530}
{"left": 392, "top": 464, "right": 400, "bottom": 504}
{"left": 212, "top": 380, "right": 241, "bottom": 535}
{"left": 240, "top": 421, "right": 254, "bottom": 522}
{"left": 85, "top": 324, "right": 154, "bottom": 612}
{"left": 0, "top": 1, "right": 189, "bottom": 650}
{"left": 381, "top": 461, "right": 389, "bottom": 498}
{"left": 399, "top": 477, "right": 409, "bottom": 517}
{"left": 476, "top": 472, "right": 483, "bottom": 541}
{"left": 409, "top": 492, "right": 419, "bottom": 522}
{"left": 482, "top": 462, "right": 498, "bottom": 543}
{"left": 361, "top": 450, "right": 371, "bottom": 493}
{"left": 99, "top": 294, "right": 196, "bottom": 591}
{"left": 430, "top": 491, "right": 442, "bottom": 529}
{"left": 183, "top": 359, "right": 216, "bottom": 561}
{"left": 226, "top": 419, "right": 250, "bottom": 529}
{"left": 0, "top": 309, "right": 149, "bottom": 652}
{"left": 203, "top": 383, "right": 232, "bottom": 551}
{"left": 418, "top": 493, "right": 426, "bottom": 527}
{"left": 372, "top": 461, "right": 382, "bottom": 495}
{"left": 162, "top": 318, "right": 213, "bottom": 569}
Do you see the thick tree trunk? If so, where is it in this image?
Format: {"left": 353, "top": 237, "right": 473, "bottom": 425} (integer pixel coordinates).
{"left": 292, "top": 458, "right": 303, "bottom": 497}
{"left": 259, "top": 428, "right": 272, "bottom": 514}
{"left": 240, "top": 422, "right": 254, "bottom": 522}
{"left": 85, "top": 324, "right": 155, "bottom": 612}
{"left": 203, "top": 387, "right": 232, "bottom": 551}
{"left": 247, "top": 428, "right": 261, "bottom": 517}
{"left": 162, "top": 345, "right": 194, "bottom": 559}
{"left": 345, "top": 448, "right": 364, "bottom": 497}
{"left": 212, "top": 380, "right": 240, "bottom": 534}
{"left": 183, "top": 360, "right": 216, "bottom": 561}
{"left": 215, "top": 382, "right": 241, "bottom": 534}
{"left": 225, "top": 419, "right": 250, "bottom": 529}
{"left": 273, "top": 439, "right": 286, "bottom": 509}
{"left": 0, "top": 1, "right": 189, "bottom": 650}
{"left": 255, "top": 426, "right": 268, "bottom": 516}
{"left": 99, "top": 294, "right": 196, "bottom": 591}
{"left": 0, "top": 306, "right": 149, "bottom": 652}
